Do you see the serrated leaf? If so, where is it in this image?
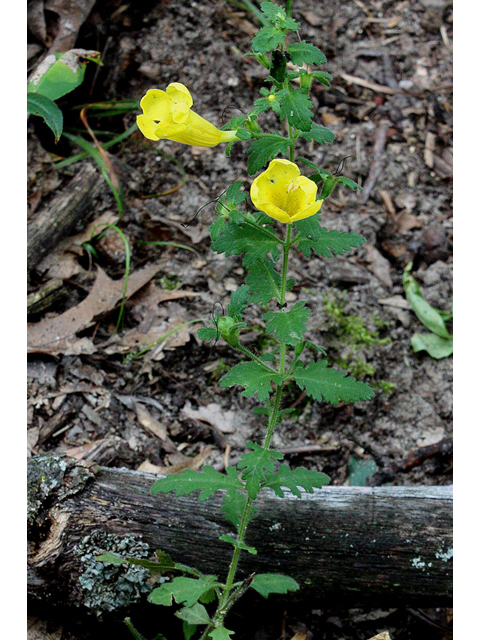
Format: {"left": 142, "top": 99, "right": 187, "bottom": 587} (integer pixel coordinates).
{"left": 276, "top": 89, "right": 313, "bottom": 131}
{"left": 27, "top": 93, "right": 63, "bottom": 142}
{"left": 149, "top": 576, "right": 218, "bottom": 608}
{"left": 295, "top": 222, "right": 366, "bottom": 259}
{"left": 209, "top": 627, "right": 235, "bottom": 640}
{"left": 260, "top": 1, "right": 286, "bottom": 22}
{"left": 219, "top": 534, "right": 257, "bottom": 554}
{"left": 197, "top": 326, "right": 219, "bottom": 342}
{"left": 264, "top": 301, "right": 311, "bottom": 346}
{"left": 247, "top": 135, "right": 291, "bottom": 175}
{"left": 237, "top": 442, "right": 284, "bottom": 499}
{"left": 96, "top": 552, "right": 127, "bottom": 565}
{"left": 245, "top": 258, "right": 289, "bottom": 305}
{"left": 287, "top": 41, "right": 327, "bottom": 66}
{"left": 211, "top": 221, "right": 281, "bottom": 267}
{"left": 336, "top": 175, "right": 363, "bottom": 191}
{"left": 221, "top": 487, "right": 258, "bottom": 528}
{"left": 228, "top": 285, "right": 250, "bottom": 320}
{"left": 252, "top": 26, "right": 284, "bottom": 53}
{"left": 297, "top": 122, "right": 335, "bottom": 145}
{"left": 251, "top": 573, "right": 299, "bottom": 598}
{"left": 220, "top": 362, "right": 283, "bottom": 402}
{"left": 410, "top": 332, "right": 453, "bottom": 359}
{"left": 151, "top": 466, "right": 243, "bottom": 500}
{"left": 175, "top": 603, "right": 211, "bottom": 625}
{"left": 311, "top": 70, "right": 333, "bottom": 87}
{"left": 264, "top": 464, "right": 330, "bottom": 498}
{"left": 293, "top": 360, "right": 374, "bottom": 404}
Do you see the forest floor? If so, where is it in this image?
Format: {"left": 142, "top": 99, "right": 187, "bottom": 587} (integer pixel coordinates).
{"left": 27, "top": 1, "right": 453, "bottom": 638}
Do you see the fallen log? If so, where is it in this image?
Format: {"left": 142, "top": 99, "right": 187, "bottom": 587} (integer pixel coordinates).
{"left": 27, "top": 162, "right": 104, "bottom": 270}
{"left": 27, "top": 453, "right": 452, "bottom": 612}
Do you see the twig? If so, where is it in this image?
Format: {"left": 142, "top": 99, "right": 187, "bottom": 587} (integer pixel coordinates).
{"left": 360, "top": 119, "right": 390, "bottom": 202}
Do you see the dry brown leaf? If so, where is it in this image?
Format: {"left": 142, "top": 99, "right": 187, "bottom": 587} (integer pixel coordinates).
{"left": 367, "top": 633, "right": 392, "bottom": 640}
{"left": 155, "top": 446, "right": 212, "bottom": 475}
{"left": 289, "top": 633, "right": 307, "bottom": 640}
{"left": 182, "top": 401, "right": 236, "bottom": 434}
{"left": 396, "top": 211, "right": 423, "bottom": 233}
{"left": 134, "top": 402, "right": 168, "bottom": 441}
{"left": 363, "top": 244, "right": 393, "bottom": 288}
{"left": 28, "top": 617, "right": 63, "bottom": 640}
{"left": 43, "top": 0, "right": 96, "bottom": 54}
{"left": 27, "top": 262, "right": 161, "bottom": 355}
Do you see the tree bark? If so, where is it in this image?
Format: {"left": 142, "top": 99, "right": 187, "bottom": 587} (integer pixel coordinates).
{"left": 27, "top": 162, "right": 104, "bottom": 270}
{"left": 27, "top": 454, "right": 452, "bottom": 612}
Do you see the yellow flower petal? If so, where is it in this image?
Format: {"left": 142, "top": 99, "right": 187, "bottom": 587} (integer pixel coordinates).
{"left": 139, "top": 89, "right": 171, "bottom": 122}
{"left": 136, "top": 114, "right": 161, "bottom": 141}
{"left": 166, "top": 83, "right": 193, "bottom": 108}
{"left": 250, "top": 160, "right": 321, "bottom": 223}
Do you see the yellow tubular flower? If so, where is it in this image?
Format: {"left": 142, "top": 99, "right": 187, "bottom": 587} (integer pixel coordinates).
{"left": 136, "top": 83, "right": 238, "bottom": 147}
{"left": 250, "top": 159, "right": 323, "bottom": 223}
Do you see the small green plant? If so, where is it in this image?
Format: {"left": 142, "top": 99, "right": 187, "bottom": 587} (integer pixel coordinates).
{"left": 27, "top": 49, "right": 102, "bottom": 141}
{"left": 98, "top": 3, "right": 375, "bottom": 637}
{"left": 322, "top": 291, "right": 395, "bottom": 393}
{"left": 403, "top": 262, "right": 453, "bottom": 359}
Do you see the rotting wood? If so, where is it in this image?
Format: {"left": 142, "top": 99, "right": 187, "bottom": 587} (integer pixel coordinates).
{"left": 27, "top": 162, "right": 104, "bottom": 270}
{"left": 27, "top": 454, "right": 453, "bottom": 611}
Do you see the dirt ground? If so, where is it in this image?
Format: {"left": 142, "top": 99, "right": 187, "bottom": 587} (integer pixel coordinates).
{"left": 27, "top": 0, "right": 453, "bottom": 638}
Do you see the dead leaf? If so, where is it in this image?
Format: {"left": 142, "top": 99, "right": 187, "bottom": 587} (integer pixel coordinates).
{"left": 134, "top": 402, "right": 168, "bottom": 441}
{"left": 43, "top": 0, "right": 96, "bottom": 54}
{"left": 378, "top": 295, "right": 410, "bottom": 310}
{"left": 156, "top": 446, "right": 212, "bottom": 475}
{"left": 396, "top": 211, "right": 423, "bottom": 233}
{"left": 367, "top": 633, "right": 392, "bottom": 640}
{"left": 289, "top": 633, "right": 307, "bottom": 640}
{"left": 363, "top": 244, "right": 393, "bottom": 288}
{"left": 28, "top": 617, "right": 63, "bottom": 640}
{"left": 182, "top": 401, "right": 236, "bottom": 434}
{"left": 27, "top": 263, "right": 161, "bottom": 355}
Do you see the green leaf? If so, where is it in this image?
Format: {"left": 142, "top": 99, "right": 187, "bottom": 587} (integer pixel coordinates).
{"left": 175, "top": 603, "right": 211, "bottom": 626}
{"left": 182, "top": 621, "right": 197, "bottom": 640}
{"left": 264, "top": 301, "right": 311, "bottom": 346}
{"left": 209, "top": 627, "right": 235, "bottom": 640}
{"left": 297, "top": 123, "right": 335, "bottom": 145}
{"left": 348, "top": 455, "right": 378, "bottom": 487}
{"left": 124, "top": 617, "right": 168, "bottom": 640}
{"left": 96, "top": 552, "right": 127, "bottom": 565}
{"left": 264, "top": 464, "right": 330, "bottom": 498}
{"left": 245, "top": 258, "right": 293, "bottom": 305}
{"left": 247, "top": 135, "right": 291, "bottom": 175}
{"left": 287, "top": 41, "right": 327, "bottom": 66}
{"left": 149, "top": 576, "right": 218, "bottom": 608}
{"left": 211, "top": 221, "right": 281, "bottom": 267}
{"left": 311, "top": 70, "right": 333, "bottom": 87}
{"left": 292, "top": 360, "right": 375, "bottom": 404}
{"left": 27, "top": 93, "right": 63, "bottom": 142}
{"left": 294, "top": 218, "right": 366, "bottom": 259}
{"left": 151, "top": 466, "right": 243, "bottom": 501}
{"left": 219, "top": 534, "right": 257, "bottom": 554}
{"left": 237, "top": 442, "right": 284, "bottom": 499}
{"left": 403, "top": 264, "right": 452, "bottom": 339}
{"left": 27, "top": 50, "right": 101, "bottom": 101}
{"left": 221, "top": 487, "right": 258, "bottom": 528}
{"left": 252, "top": 26, "right": 284, "bottom": 53}
{"left": 276, "top": 89, "right": 313, "bottom": 131}
{"left": 410, "top": 332, "right": 453, "bottom": 359}
{"left": 336, "top": 175, "right": 363, "bottom": 191}
{"left": 228, "top": 285, "right": 250, "bottom": 320}
{"left": 251, "top": 573, "right": 299, "bottom": 598}
{"left": 220, "top": 362, "right": 282, "bottom": 402}
{"left": 197, "top": 326, "right": 219, "bottom": 342}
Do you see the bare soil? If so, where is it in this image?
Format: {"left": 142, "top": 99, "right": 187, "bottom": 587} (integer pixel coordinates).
{"left": 27, "top": 1, "right": 453, "bottom": 638}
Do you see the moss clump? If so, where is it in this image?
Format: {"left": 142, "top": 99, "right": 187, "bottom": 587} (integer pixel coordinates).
{"left": 323, "top": 291, "right": 396, "bottom": 394}
{"left": 75, "top": 531, "right": 153, "bottom": 612}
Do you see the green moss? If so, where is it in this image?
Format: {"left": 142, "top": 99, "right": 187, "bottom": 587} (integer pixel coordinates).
{"left": 322, "top": 291, "right": 396, "bottom": 394}
{"left": 75, "top": 531, "right": 153, "bottom": 612}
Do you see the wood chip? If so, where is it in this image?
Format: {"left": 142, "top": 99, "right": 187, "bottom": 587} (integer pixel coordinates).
{"left": 424, "top": 131, "right": 436, "bottom": 168}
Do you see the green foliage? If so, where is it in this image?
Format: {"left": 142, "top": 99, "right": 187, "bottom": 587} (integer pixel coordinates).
{"left": 220, "top": 362, "right": 283, "bottom": 402}
{"left": 148, "top": 576, "right": 218, "bottom": 608}
{"left": 297, "top": 123, "right": 336, "bottom": 145}
{"left": 348, "top": 455, "right": 378, "bottom": 487}
{"left": 292, "top": 360, "right": 375, "bottom": 404}
{"left": 237, "top": 441, "right": 284, "bottom": 498}
{"left": 250, "top": 573, "right": 299, "bottom": 598}
{"left": 294, "top": 216, "right": 366, "bottom": 258}
{"left": 151, "top": 466, "right": 243, "bottom": 501}
{"left": 403, "top": 262, "right": 453, "bottom": 359}
{"left": 263, "top": 464, "right": 330, "bottom": 497}
{"left": 287, "top": 41, "right": 327, "bottom": 66}
{"left": 264, "top": 301, "right": 311, "bottom": 346}
{"left": 247, "top": 135, "right": 291, "bottom": 174}
{"left": 245, "top": 258, "right": 292, "bottom": 305}
{"left": 27, "top": 93, "right": 63, "bottom": 142}
{"left": 276, "top": 88, "right": 313, "bottom": 131}
{"left": 211, "top": 218, "right": 281, "bottom": 266}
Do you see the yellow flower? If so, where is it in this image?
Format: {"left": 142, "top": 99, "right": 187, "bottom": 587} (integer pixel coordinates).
{"left": 250, "top": 159, "right": 323, "bottom": 223}
{"left": 136, "top": 83, "right": 238, "bottom": 147}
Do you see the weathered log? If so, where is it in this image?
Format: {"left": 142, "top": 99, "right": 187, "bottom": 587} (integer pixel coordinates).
{"left": 27, "top": 454, "right": 452, "bottom": 612}
{"left": 27, "top": 162, "right": 104, "bottom": 270}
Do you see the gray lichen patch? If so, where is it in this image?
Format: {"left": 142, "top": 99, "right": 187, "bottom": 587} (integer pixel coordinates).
{"left": 27, "top": 453, "right": 94, "bottom": 532}
{"left": 75, "top": 531, "right": 152, "bottom": 612}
